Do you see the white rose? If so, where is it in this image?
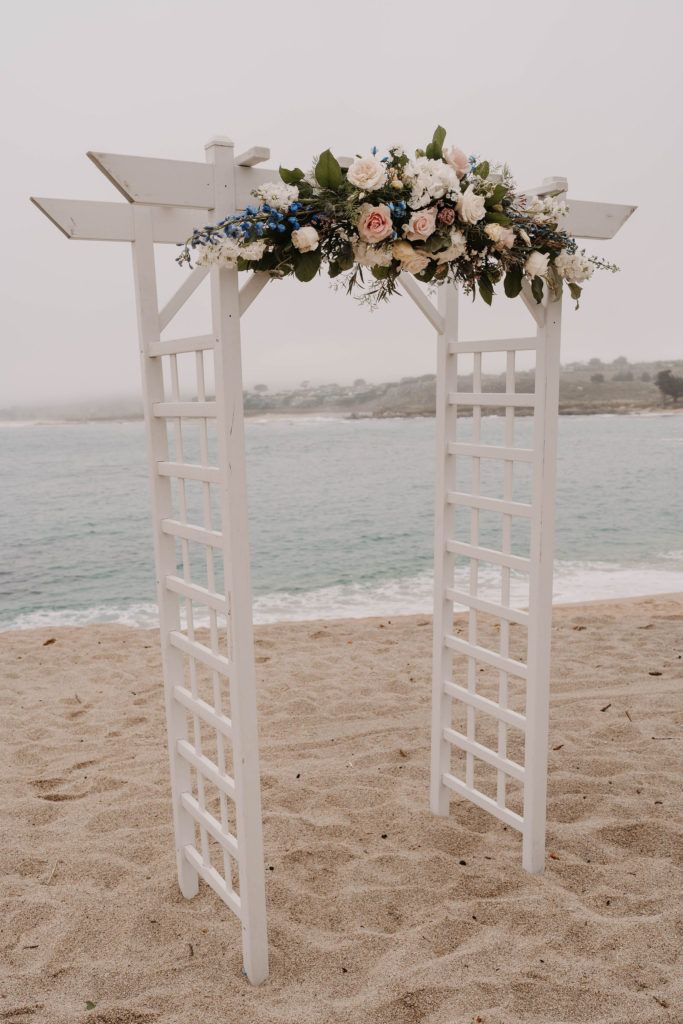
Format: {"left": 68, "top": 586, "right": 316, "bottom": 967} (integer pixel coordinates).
{"left": 291, "top": 226, "right": 320, "bottom": 253}
{"left": 436, "top": 230, "right": 467, "bottom": 264}
{"left": 485, "top": 223, "right": 515, "bottom": 250}
{"left": 352, "top": 240, "right": 394, "bottom": 268}
{"left": 393, "top": 240, "right": 431, "bottom": 275}
{"left": 456, "top": 184, "right": 486, "bottom": 224}
{"left": 346, "top": 156, "right": 387, "bottom": 192}
{"left": 524, "top": 251, "right": 549, "bottom": 278}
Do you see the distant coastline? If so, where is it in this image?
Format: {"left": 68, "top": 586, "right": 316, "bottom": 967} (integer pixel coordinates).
{"left": 3, "top": 357, "right": 682, "bottom": 424}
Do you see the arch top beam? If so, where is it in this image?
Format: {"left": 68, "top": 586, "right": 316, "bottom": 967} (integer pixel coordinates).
{"left": 87, "top": 150, "right": 273, "bottom": 210}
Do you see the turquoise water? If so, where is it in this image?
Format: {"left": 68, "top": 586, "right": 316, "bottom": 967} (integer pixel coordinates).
{"left": 1, "top": 413, "right": 682, "bottom": 629}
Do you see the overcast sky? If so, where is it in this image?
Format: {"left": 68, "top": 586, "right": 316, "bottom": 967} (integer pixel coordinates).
{"left": 2, "top": 0, "right": 681, "bottom": 407}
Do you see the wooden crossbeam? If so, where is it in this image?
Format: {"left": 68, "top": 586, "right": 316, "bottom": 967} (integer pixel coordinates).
{"left": 30, "top": 197, "right": 200, "bottom": 244}
{"left": 87, "top": 151, "right": 273, "bottom": 210}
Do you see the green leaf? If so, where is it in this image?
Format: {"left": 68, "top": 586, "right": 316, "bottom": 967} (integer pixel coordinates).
{"left": 371, "top": 265, "right": 390, "bottom": 280}
{"left": 328, "top": 261, "right": 342, "bottom": 279}
{"left": 337, "top": 246, "right": 355, "bottom": 272}
{"left": 531, "top": 275, "right": 544, "bottom": 303}
{"left": 85, "top": 1002, "right": 96, "bottom": 1011}
{"left": 415, "top": 148, "right": 426, "bottom": 158}
{"left": 489, "top": 184, "right": 508, "bottom": 205}
{"left": 504, "top": 268, "right": 523, "bottom": 298}
{"left": 424, "top": 233, "right": 450, "bottom": 254}
{"left": 294, "top": 249, "right": 322, "bottom": 282}
{"left": 478, "top": 276, "right": 494, "bottom": 305}
{"left": 314, "top": 149, "right": 342, "bottom": 190}
{"left": 279, "top": 165, "right": 305, "bottom": 185}
{"left": 415, "top": 262, "right": 436, "bottom": 283}
{"left": 485, "top": 210, "right": 512, "bottom": 226}
{"left": 432, "top": 125, "right": 447, "bottom": 153}
{"left": 474, "top": 160, "right": 490, "bottom": 179}
{"left": 568, "top": 281, "right": 582, "bottom": 308}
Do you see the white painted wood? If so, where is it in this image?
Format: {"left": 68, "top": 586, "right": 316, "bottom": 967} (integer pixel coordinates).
{"left": 35, "top": 139, "right": 638, "bottom": 975}
{"left": 30, "top": 196, "right": 202, "bottom": 243}
{"left": 130, "top": 204, "right": 199, "bottom": 900}
{"left": 443, "top": 680, "right": 526, "bottom": 730}
{"left": 158, "top": 267, "right": 210, "bottom": 332}
{"left": 181, "top": 792, "right": 239, "bottom": 860}
{"left": 206, "top": 137, "right": 269, "bottom": 986}
{"left": 444, "top": 588, "right": 529, "bottom": 626}
{"left": 447, "top": 337, "right": 538, "bottom": 354}
{"left": 564, "top": 199, "right": 636, "bottom": 240}
{"left": 446, "top": 540, "right": 531, "bottom": 573}
{"left": 443, "top": 727, "right": 525, "bottom": 781}
{"left": 523, "top": 177, "right": 569, "bottom": 197}
{"left": 173, "top": 685, "right": 234, "bottom": 740}
{"left": 88, "top": 150, "right": 274, "bottom": 210}
{"left": 447, "top": 442, "right": 534, "bottom": 462}
{"left": 161, "top": 518, "right": 223, "bottom": 549}
{"left": 177, "top": 739, "right": 237, "bottom": 802}
{"left": 165, "top": 575, "right": 228, "bottom": 614}
{"left": 400, "top": 275, "right": 446, "bottom": 333}
{"left": 148, "top": 334, "right": 215, "bottom": 357}
{"left": 236, "top": 146, "right": 271, "bottom": 166}
{"left": 448, "top": 392, "right": 537, "bottom": 408}
{"left": 430, "top": 284, "right": 458, "bottom": 816}
{"left": 239, "top": 272, "right": 270, "bottom": 316}
{"left": 183, "top": 845, "right": 242, "bottom": 916}
{"left": 153, "top": 401, "right": 217, "bottom": 419}
{"left": 157, "top": 461, "right": 220, "bottom": 484}
{"left": 442, "top": 773, "right": 524, "bottom": 831}
{"left": 444, "top": 636, "right": 528, "bottom": 679}
{"left": 445, "top": 492, "right": 533, "bottom": 518}
{"left": 169, "top": 630, "right": 232, "bottom": 677}
{"left": 523, "top": 291, "right": 562, "bottom": 873}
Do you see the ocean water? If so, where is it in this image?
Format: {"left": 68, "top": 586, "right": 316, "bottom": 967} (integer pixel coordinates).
{"left": 1, "top": 413, "right": 682, "bottom": 630}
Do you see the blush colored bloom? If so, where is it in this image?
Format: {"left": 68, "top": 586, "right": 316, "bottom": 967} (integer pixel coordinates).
{"left": 403, "top": 207, "right": 438, "bottom": 241}
{"left": 357, "top": 204, "right": 394, "bottom": 243}
{"left": 437, "top": 206, "right": 455, "bottom": 226}
{"left": 444, "top": 146, "right": 470, "bottom": 179}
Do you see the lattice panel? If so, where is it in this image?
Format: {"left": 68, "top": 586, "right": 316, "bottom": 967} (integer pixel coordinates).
{"left": 129, "top": 142, "right": 269, "bottom": 985}
{"left": 431, "top": 284, "right": 561, "bottom": 873}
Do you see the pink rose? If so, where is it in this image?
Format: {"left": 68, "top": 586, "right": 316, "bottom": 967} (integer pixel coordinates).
{"left": 437, "top": 206, "right": 455, "bottom": 226}
{"left": 403, "top": 207, "right": 438, "bottom": 241}
{"left": 444, "top": 146, "right": 470, "bottom": 179}
{"left": 357, "top": 203, "right": 393, "bottom": 243}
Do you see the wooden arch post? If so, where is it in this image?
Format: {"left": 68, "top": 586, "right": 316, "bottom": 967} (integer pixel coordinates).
{"left": 31, "top": 144, "right": 635, "bottom": 982}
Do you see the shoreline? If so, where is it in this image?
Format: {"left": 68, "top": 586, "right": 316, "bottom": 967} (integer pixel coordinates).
{"left": 2, "top": 407, "right": 683, "bottom": 428}
{"left": 2, "top": 590, "right": 682, "bottom": 635}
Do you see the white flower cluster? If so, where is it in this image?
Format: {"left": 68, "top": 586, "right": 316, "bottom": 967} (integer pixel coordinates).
{"left": 405, "top": 156, "right": 460, "bottom": 209}
{"left": 525, "top": 195, "right": 568, "bottom": 224}
{"left": 554, "top": 250, "right": 594, "bottom": 283}
{"left": 253, "top": 181, "right": 299, "bottom": 211}
{"left": 352, "top": 240, "right": 394, "bottom": 268}
{"left": 197, "top": 238, "right": 267, "bottom": 267}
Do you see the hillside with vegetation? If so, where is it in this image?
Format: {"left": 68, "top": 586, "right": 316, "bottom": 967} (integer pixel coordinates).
{"left": 243, "top": 357, "right": 683, "bottom": 418}
{"left": 3, "top": 358, "right": 682, "bottom": 423}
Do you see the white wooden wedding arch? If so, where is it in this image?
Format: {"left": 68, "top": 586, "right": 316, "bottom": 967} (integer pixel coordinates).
{"left": 32, "top": 136, "right": 634, "bottom": 984}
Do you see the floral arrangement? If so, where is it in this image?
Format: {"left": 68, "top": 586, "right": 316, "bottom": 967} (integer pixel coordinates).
{"left": 177, "top": 127, "right": 617, "bottom": 308}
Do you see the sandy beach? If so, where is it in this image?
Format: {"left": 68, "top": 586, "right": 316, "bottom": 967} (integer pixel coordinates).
{"left": 1, "top": 595, "right": 681, "bottom": 1024}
